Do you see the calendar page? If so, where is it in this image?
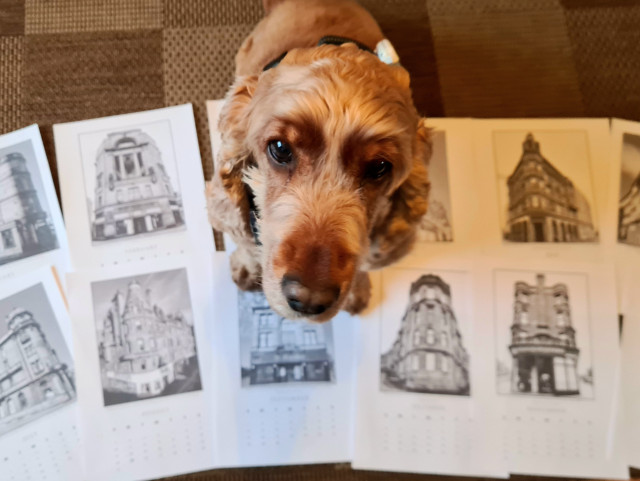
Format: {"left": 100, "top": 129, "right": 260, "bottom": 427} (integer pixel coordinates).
{"left": 66, "top": 254, "right": 216, "bottom": 481}
{"left": 210, "top": 253, "right": 356, "bottom": 467}
{"left": 620, "top": 264, "right": 640, "bottom": 469}
{"left": 0, "top": 268, "right": 83, "bottom": 481}
{"left": 477, "top": 258, "right": 627, "bottom": 479}
{"left": 352, "top": 254, "right": 507, "bottom": 477}
{"left": 0, "top": 126, "right": 71, "bottom": 284}
{"left": 54, "top": 105, "right": 214, "bottom": 270}
{"left": 471, "top": 119, "right": 615, "bottom": 261}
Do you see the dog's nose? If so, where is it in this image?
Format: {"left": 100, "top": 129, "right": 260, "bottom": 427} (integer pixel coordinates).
{"left": 281, "top": 275, "right": 340, "bottom": 316}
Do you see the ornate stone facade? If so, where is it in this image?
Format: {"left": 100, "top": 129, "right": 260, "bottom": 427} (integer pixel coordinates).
{"left": 381, "top": 274, "right": 470, "bottom": 395}
{"left": 97, "top": 280, "right": 199, "bottom": 401}
{"left": 506, "top": 133, "right": 596, "bottom": 242}
{"left": 0, "top": 308, "right": 75, "bottom": 435}
{"left": 92, "top": 130, "right": 184, "bottom": 241}
{"left": 246, "top": 297, "right": 333, "bottom": 385}
{"left": 418, "top": 199, "right": 453, "bottom": 242}
{"left": 509, "top": 274, "right": 580, "bottom": 396}
{"left": 619, "top": 172, "right": 640, "bottom": 246}
{"left": 0, "top": 151, "right": 57, "bottom": 264}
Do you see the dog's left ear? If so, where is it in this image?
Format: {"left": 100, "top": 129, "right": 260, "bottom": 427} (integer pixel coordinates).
{"left": 207, "top": 75, "right": 259, "bottom": 241}
{"left": 368, "top": 119, "right": 431, "bottom": 266}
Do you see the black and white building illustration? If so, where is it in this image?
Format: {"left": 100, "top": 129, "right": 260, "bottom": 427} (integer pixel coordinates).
{"left": 495, "top": 271, "right": 593, "bottom": 398}
{"left": 499, "top": 132, "right": 597, "bottom": 243}
{"left": 0, "top": 140, "right": 58, "bottom": 265}
{"left": 92, "top": 269, "right": 201, "bottom": 406}
{"left": 0, "top": 284, "right": 76, "bottom": 437}
{"left": 381, "top": 274, "right": 470, "bottom": 395}
{"left": 239, "top": 291, "right": 335, "bottom": 386}
{"left": 618, "top": 133, "right": 640, "bottom": 246}
{"left": 418, "top": 131, "right": 453, "bottom": 242}
{"left": 88, "top": 128, "right": 185, "bottom": 242}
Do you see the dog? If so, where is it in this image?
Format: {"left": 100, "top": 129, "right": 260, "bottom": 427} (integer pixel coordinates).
{"left": 206, "top": 0, "right": 432, "bottom": 322}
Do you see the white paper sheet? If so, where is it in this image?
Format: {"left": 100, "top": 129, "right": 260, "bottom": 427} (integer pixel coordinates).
{"left": 54, "top": 104, "right": 214, "bottom": 270}
{"left": 0, "top": 126, "right": 71, "bottom": 283}
{"left": 211, "top": 252, "right": 357, "bottom": 467}
{"left": 477, "top": 258, "right": 627, "bottom": 479}
{"left": 610, "top": 118, "right": 640, "bottom": 469}
{"left": 352, "top": 254, "right": 507, "bottom": 477}
{"left": 0, "top": 268, "right": 83, "bottom": 481}
{"left": 66, "top": 254, "right": 216, "bottom": 481}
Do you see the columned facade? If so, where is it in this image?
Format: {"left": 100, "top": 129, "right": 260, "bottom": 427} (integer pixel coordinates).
{"left": 509, "top": 274, "right": 580, "bottom": 396}
{"left": 92, "top": 130, "right": 184, "bottom": 241}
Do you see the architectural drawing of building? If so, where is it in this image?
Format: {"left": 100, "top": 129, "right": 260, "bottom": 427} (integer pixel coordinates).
{"left": 91, "top": 130, "right": 184, "bottom": 241}
{"left": 97, "top": 279, "right": 200, "bottom": 405}
{"left": 0, "top": 151, "right": 57, "bottom": 265}
{"left": 243, "top": 294, "right": 334, "bottom": 385}
{"left": 381, "top": 274, "right": 470, "bottom": 395}
{"left": 508, "top": 274, "right": 580, "bottom": 396}
{"left": 0, "top": 307, "right": 75, "bottom": 435}
{"left": 505, "top": 133, "right": 597, "bottom": 242}
{"left": 418, "top": 199, "right": 453, "bottom": 242}
{"left": 619, "top": 172, "right": 640, "bottom": 246}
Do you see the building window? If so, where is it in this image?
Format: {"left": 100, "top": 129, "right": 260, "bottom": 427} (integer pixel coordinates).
{"left": 145, "top": 185, "right": 152, "bottom": 198}
{"left": 426, "top": 328, "right": 434, "bottom": 345}
{"left": 116, "top": 189, "right": 124, "bottom": 203}
{"left": 441, "top": 356, "right": 449, "bottom": 373}
{"left": 20, "top": 330, "right": 31, "bottom": 343}
{"left": 303, "top": 329, "right": 317, "bottom": 345}
{"left": 258, "top": 313, "right": 271, "bottom": 328}
{"left": 137, "top": 339, "right": 145, "bottom": 351}
{"left": 1, "top": 229, "right": 15, "bottom": 249}
{"left": 258, "top": 332, "right": 273, "bottom": 348}
{"left": 519, "top": 309, "right": 529, "bottom": 324}
{"left": 426, "top": 353, "right": 435, "bottom": 371}
{"left": 18, "top": 392, "right": 27, "bottom": 409}
{"left": 31, "top": 359, "right": 43, "bottom": 374}
{"left": 24, "top": 344, "right": 34, "bottom": 357}
{"left": 441, "top": 332, "right": 448, "bottom": 348}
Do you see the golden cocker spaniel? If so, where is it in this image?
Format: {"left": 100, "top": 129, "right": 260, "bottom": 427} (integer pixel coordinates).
{"left": 207, "top": 0, "right": 432, "bottom": 322}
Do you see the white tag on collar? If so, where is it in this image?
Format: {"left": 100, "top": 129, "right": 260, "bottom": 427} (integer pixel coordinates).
{"left": 375, "top": 38, "right": 400, "bottom": 65}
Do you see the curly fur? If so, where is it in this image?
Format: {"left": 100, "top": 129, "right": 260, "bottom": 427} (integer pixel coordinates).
{"left": 207, "top": 0, "right": 431, "bottom": 322}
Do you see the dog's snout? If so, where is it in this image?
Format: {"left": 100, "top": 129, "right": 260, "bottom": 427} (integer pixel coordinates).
{"left": 281, "top": 275, "right": 340, "bottom": 316}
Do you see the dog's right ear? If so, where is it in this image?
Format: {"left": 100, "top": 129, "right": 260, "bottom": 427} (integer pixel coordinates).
{"left": 207, "top": 75, "right": 259, "bottom": 240}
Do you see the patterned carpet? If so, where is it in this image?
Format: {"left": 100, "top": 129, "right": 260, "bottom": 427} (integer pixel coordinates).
{"left": 2, "top": 0, "right": 640, "bottom": 479}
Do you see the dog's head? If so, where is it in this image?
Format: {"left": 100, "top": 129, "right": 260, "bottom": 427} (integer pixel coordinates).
{"left": 217, "top": 43, "right": 431, "bottom": 321}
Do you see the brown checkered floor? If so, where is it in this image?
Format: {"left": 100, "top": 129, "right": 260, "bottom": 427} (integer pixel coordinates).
{"left": 2, "top": 0, "right": 640, "bottom": 479}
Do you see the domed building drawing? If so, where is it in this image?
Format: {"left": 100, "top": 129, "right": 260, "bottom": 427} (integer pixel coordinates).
{"left": 505, "top": 133, "right": 597, "bottom": 243}
{"left": 381, "top": 274, "right": 470, "bottom": 395}
{"left": 90, "top": 129, "right": 185, "bottom": 242}
{"left": 93, "top": 269, "right": 200, "bottom": 406}
{"left": 0, "top": 288, "right": 76, "bottom": 437}
{"left": 507, "top": 274, "right": 581, "bottom": 396}
{"left": 0, "top": 147, "right": 58, "bottom": 265}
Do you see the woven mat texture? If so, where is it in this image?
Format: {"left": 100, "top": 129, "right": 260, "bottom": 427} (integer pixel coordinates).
{"left": 1, "top": 0, "right": 640, "bottom": 479}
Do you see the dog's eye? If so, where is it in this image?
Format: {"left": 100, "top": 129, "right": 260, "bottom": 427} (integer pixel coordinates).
{"left": 365, "top": 160, "right": 393, "bottom": 180}
{"left": 267, "top": 140, "right": 293, "bottom": 165}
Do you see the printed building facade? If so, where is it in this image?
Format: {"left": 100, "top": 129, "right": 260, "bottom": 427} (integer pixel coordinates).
{"left": 247, "top": 301, "right": 333, "bottom": 384}
{"left": 381, "top": 274, "right": 470, "bottom": 394}
{"left": 0, "top": 151, "right": 57, "bottom": 264}
{"left": 98, "top": 280, "right": 197, "bottom": 398}
{"left": 92, "top": 130, "right": 184, "bottom": 241}
{"left": 619, "top": 173, "right": 640, "bottom": 245}
{"left": 505, "top": 133, "right": 596, "bottom": 242}
{"left": 509, "top": 274, "right": 580, "bottom": 396}
{"left": 418, "top": 199, "right": 453, "bottom": 242}
{"left": 0, "top": 308, "right": 75, "bottom": 434}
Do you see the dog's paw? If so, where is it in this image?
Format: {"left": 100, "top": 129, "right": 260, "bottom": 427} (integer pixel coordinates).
{"left": 343, "top": 271, "right": 371, "bottom": 315}
{"left": 230, "top": 249, "right": 261, "bottom": 291}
